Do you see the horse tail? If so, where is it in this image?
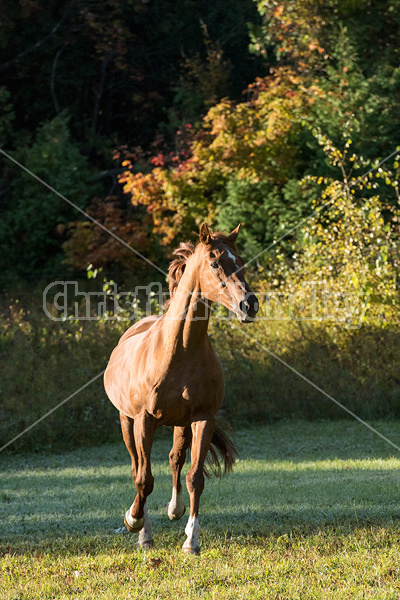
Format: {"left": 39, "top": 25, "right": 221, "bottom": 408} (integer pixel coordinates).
{"left": 204, "top": 426, "right": 238, "bottom": 479}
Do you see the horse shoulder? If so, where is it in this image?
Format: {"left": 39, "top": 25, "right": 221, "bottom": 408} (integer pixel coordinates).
{"left": 104, "top": 317, "right": 160, "bottom": 417}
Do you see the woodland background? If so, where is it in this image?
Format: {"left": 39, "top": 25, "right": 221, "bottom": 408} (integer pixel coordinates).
{"left": 1, "top": 0, "right": 400, "bottom": 451}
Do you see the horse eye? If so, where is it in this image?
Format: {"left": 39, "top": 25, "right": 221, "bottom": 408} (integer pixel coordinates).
{"left": 210, "top": 261, "right": 219, "bottom": 270}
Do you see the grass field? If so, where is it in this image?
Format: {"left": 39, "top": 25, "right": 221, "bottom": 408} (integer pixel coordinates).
{"left": 1, "top": 420, "right": 400, "bottom": 599}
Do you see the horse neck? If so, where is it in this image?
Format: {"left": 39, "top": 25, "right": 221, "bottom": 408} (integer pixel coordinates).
{"left": 164, "top": 257, "right": 210, "bottom": 353}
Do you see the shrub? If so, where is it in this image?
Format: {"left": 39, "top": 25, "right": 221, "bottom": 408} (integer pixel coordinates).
{"left": 0, "top": 113, "right": 95, "bottom": 280}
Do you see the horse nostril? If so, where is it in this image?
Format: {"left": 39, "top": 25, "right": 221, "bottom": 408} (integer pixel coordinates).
{"left": 239, "top": 300, "right": 248, "bottom": 313}
{"left": 239, "top": 294, "right": 258, "bottom": 320}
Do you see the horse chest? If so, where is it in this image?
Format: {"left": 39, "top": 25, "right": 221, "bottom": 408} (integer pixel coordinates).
{"left": 150, "top": 376, "right": 215, "bottom": 405}
{"left": 144, "top": 365, "right": 223, "bottom": 424}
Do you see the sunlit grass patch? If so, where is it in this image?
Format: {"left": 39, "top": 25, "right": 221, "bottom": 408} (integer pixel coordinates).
{"left": 1, "top": 421, "right": 400, "bottom": 598}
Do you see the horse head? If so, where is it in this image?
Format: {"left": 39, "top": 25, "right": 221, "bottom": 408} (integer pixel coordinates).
{"left": 197, "top": 223, "right": 259, "bottom": 323}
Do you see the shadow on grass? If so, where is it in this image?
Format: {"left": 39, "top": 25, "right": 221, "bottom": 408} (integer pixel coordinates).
{"left": 2, "top": 470, "right": 400, "bottom": 555}
{"left": 1, "top": 420, "right": 400, "bottom": 555}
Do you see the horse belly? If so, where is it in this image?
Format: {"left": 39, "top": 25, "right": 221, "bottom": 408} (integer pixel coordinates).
{"left": 104, "top": 332, "right": 148, "bottom": 418}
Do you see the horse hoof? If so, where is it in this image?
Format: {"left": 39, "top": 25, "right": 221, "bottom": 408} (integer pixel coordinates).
{"left": 124, "top": 511, "right": 144, "bottom": 533}
{"left": 139, "top": 540, "right": 154, "bottom": 550}
{"left": 167, "top": 502, "right": 186, "bottom": 521}
{"left": 182, "top": 544, "right": 200, "bottom": 556}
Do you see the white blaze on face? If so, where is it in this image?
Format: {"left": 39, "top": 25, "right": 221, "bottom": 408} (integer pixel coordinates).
{"left": 226, "top": 249, "right": 239, "bottom": 270}
{"left": 225, "top": 249, "right": 246, "bottom": 301}
{"left": 183, "top": 515, "right": 200, "bottom": 553}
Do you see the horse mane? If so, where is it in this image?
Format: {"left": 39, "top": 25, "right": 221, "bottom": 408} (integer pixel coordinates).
{"left": 168, "top": 230, "right": 239, "bottom": 297}
{"left": 168, "top": 241, "right": 196, "bottom": 296}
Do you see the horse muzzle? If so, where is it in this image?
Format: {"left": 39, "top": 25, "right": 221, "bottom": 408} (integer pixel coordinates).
{"left": 238, "top": 292, "right": 259, "bottom": 323}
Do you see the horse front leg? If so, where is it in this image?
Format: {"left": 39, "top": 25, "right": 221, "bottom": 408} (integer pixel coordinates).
{"left": 167, "top": 425, "right": 192, "bottom": 521}
{"left": 123, "top": 412, "right": 155, "bottom": 548}
{"left": 183, "top": 417, "right": 215, "bottom": 555}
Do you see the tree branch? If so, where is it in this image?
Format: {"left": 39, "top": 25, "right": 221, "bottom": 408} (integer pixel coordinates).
{"left": 91, "top": 51, "right": 114, "bottom": 133}
{"left": 86, "top": 168, "right": 125, "bottom": 184}
{"left": 50, "top": 45, "right": 65, "bottom": 113}
{"left": 0, "top": 2, "right": 75, "bottom": 72}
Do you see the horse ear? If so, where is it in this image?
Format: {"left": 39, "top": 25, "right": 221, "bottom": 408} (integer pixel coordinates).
{"left": 199, "top": 223, "right": 212, "bottom": 244}
{"left": 226, "top": 223, "right": 241, "bottom": 244}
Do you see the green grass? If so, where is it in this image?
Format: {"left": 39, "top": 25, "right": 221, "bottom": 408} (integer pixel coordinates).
{"left": 2, "top": 420, "right": 400, "bottom": 599}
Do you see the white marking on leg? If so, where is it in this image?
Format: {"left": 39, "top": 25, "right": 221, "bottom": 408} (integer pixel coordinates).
{"left": 168, "top": 487, "right": 185, "bottom": 520}
{"left": 125, "top": 509, "right": 135, "bottom": 528}
{"left": 182, "top": 515, "right": 200, "bottom": 554}
{"left": 125, "top": 501, "right": 144, "bottom": 531}
{"left": 138, "top": 504, "right": 154, "bottom": 549}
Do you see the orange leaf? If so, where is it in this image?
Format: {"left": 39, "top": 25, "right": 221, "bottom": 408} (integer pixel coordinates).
{"left": 149, "top": 558, "right": 162, "bottom": 569}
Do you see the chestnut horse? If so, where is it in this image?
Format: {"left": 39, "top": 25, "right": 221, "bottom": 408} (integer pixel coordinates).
{"left": 104, "top": 223, "right": 258, "bottom": 554}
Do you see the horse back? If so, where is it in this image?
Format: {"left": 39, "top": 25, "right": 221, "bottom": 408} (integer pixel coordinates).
{"left": 118, "top": 315, "right": 160, "bottom": 344}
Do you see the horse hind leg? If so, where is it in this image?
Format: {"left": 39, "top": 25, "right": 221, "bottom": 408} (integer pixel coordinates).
{"left": 120, "top": 412, "right": 155, "bottom": 548}
{"left": 137, "top": 504, "right": 153, "bottom": 549}
{"left": 167, "top": 425, "right": 191, "bottom": 521}
{"left": 183, "top": 417, "right": 215, "bottom": 555}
